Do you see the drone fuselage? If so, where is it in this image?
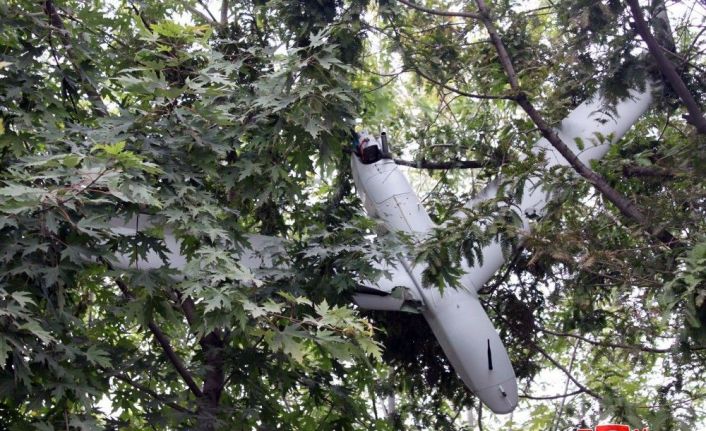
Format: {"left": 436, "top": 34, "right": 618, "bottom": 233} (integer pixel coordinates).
{"left": 350, "top": 86, "right": 654, "bottom": 414}
{"left": 351, "top": 153, "right": 519, "bottom": 413}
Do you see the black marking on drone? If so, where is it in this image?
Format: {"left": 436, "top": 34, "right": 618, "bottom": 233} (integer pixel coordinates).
{"left": 487, "top": 338, "right": 493, "bottom": 370}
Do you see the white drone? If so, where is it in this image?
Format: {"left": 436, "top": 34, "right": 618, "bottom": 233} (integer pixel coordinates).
{"left": 111, "top": 83, "right": 654, "bottom": 414}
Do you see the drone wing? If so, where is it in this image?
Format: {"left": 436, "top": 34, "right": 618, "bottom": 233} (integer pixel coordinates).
{"left": 352, "top": 260, "right": 424, "bottom": 312}
{"left": 109, "top": 215, "right": 424, "bottom": 311}
{"left": 108, "top": 215, "right": 284, "bottom": 274}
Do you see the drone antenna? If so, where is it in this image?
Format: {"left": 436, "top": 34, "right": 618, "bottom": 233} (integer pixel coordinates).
{"left": 380, "top": 132, "right": 389, "bottom": 156}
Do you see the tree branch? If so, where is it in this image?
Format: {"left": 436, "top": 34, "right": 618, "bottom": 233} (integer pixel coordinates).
{"left": 520, "top": 388, "right": 586, "bottom": 400}
{"left": 197, "top": 332, "right": 225, "bottom": 427}
{"left": 626, "top": 0, "right": 706, "bottom": 134}
{"left": 146, "top": 321, "right": 205, "bottom": 397}
{"left": 179, "top": 293, "right": 198, "bottom": 327}
{"left": 172, "top": 291, "right": 225, "bottom": 426}
{"left": 195, "top": 0, "right": 218, "bottom": 23}
{"left": 531, "top": 342, "right": 603, "bottom": 401}
{"left": 393, "top": 158, "right": 486, "bottom": 169}
{"left": 539, "top": 327, "right": 706, "bottom": 353}
{"left": 221, "top": 0, "right": 229, "bottom": 26}
{"left": 414, "top": 66, "right": 517, "bottom": 100}
{"left": 112, "top": 372, "right": 195, "bottom": 414}
{"left": 622, "top": 164, "right": 675, "bottom": 179}
{"left": 552, "top": 340, "right": 581, "bottom": 431}
{"left": 473, "top": 0, "right": 679, "bottom": 248}
{"left": 43, "top": 0, "right": 108, "bottom": 117}
{"left": 396, "top": 0, "right": 481, "bottom": 19}
{"left": 113, "top": 277, "right": 204, "bottom": 399}
{"left": 488, "top": 301, "right": 603, "bottom": 401}
{"left": 185, "top": 5, "right": 216, "bottom": 24}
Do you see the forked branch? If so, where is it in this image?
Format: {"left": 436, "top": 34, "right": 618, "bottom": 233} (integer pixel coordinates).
{"left": 113, "top": 277, "right": 204, "bottom": 398}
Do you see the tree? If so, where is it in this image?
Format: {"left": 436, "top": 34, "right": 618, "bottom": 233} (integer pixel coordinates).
{"left": 0, "top": 0, "right": 705, "bottom": 430}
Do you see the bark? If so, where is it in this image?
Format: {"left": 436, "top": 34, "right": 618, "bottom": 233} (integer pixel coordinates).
{"left": 396, "top": 0, "right": 480, "bottom": 19}
{"left": 180, "top": 294, "right": 226, "bottom": 429}
{"left": 626, "top": 0, "right": 706, "bottom": 134}
{"left": 196, "top": 332, "right": 225, "bottom": 430}
{"left": 221, "top": 0, "right": 229, "bottom": 26}
{"left": 622, "top": 164, "right": 675, "bottom": 178}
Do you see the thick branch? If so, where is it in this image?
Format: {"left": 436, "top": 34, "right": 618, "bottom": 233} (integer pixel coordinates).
{"left": 393, "top": 158, "right": 485, "bottom": 169}
{"left": 626, "top": 0, "right": 706, "bottom": 134}
{"left": 146, "top": 321, "right": 205, "bottom": 397}
{"left": 179, "top": 294, "right": 198, "bottom": 326}
{"left": 197, "top": 332, "right": 225, "bottom": 428}
{"left": 174, "top": 291, "right": 225, "bottom": 428}
{"left": 396, "top": 0, "right": 481, "bottom": 19}
{"left": 473, "top": 0, "right": 679, "bottom": 248}
{"left": 221, "top": 0, "right": 229, "bottom": 26}
{"left": 114, "top": 278, "right": 204, "bottom": 398}
{"left": 622, "top": 164, "right": 675, "bottom": 179}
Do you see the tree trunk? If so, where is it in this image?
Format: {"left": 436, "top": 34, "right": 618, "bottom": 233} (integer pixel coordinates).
{"left": 197, "top": 331, "right": 225, "bottom": 430}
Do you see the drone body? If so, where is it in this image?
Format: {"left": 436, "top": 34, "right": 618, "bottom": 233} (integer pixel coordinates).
{"left": 348, "top": 85, "right": 653, "bottom": 413}
{"left": 350, "top": 147, "right": 519, "bottom": 413}
{"left": 111, "top": 84, "right": 654, "bottom": 414}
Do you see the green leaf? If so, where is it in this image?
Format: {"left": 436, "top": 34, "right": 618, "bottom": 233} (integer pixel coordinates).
{"left": 11, "top": 291, "right": 35, "bottom": 308}
{"left": 18, "top": 321, "right": 54, "bottom": 344}
{"left": 85, "top": 345, "right": 112, "bottom": 368}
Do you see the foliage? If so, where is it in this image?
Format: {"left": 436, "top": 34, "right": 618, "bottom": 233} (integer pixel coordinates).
{"left": 1, "top": 0, "right": 706, "bottom": 430}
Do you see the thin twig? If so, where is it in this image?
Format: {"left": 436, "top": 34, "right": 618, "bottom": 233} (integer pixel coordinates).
{"left": 520, "top": 389, "right": 586, "bottom": 400}
{"left": 43, "top": 0, "right": 108, "bottom": 117}
{"left": 414, "top": 66, "right": 517, "bottom": 101}
{"left": 551, "top": 340, "right": 580, "bottom": 431}
{"left": 532, "top": 342, "right": 603, "bottom": 401}
{"left": 539, "top": 327, "right": 706, "bottom": 353}
{"left": 112, "top": 372, "right": 195, "bottom": 414}
{"left": 397, "top": 0, "right": 481, "bottom": 19}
